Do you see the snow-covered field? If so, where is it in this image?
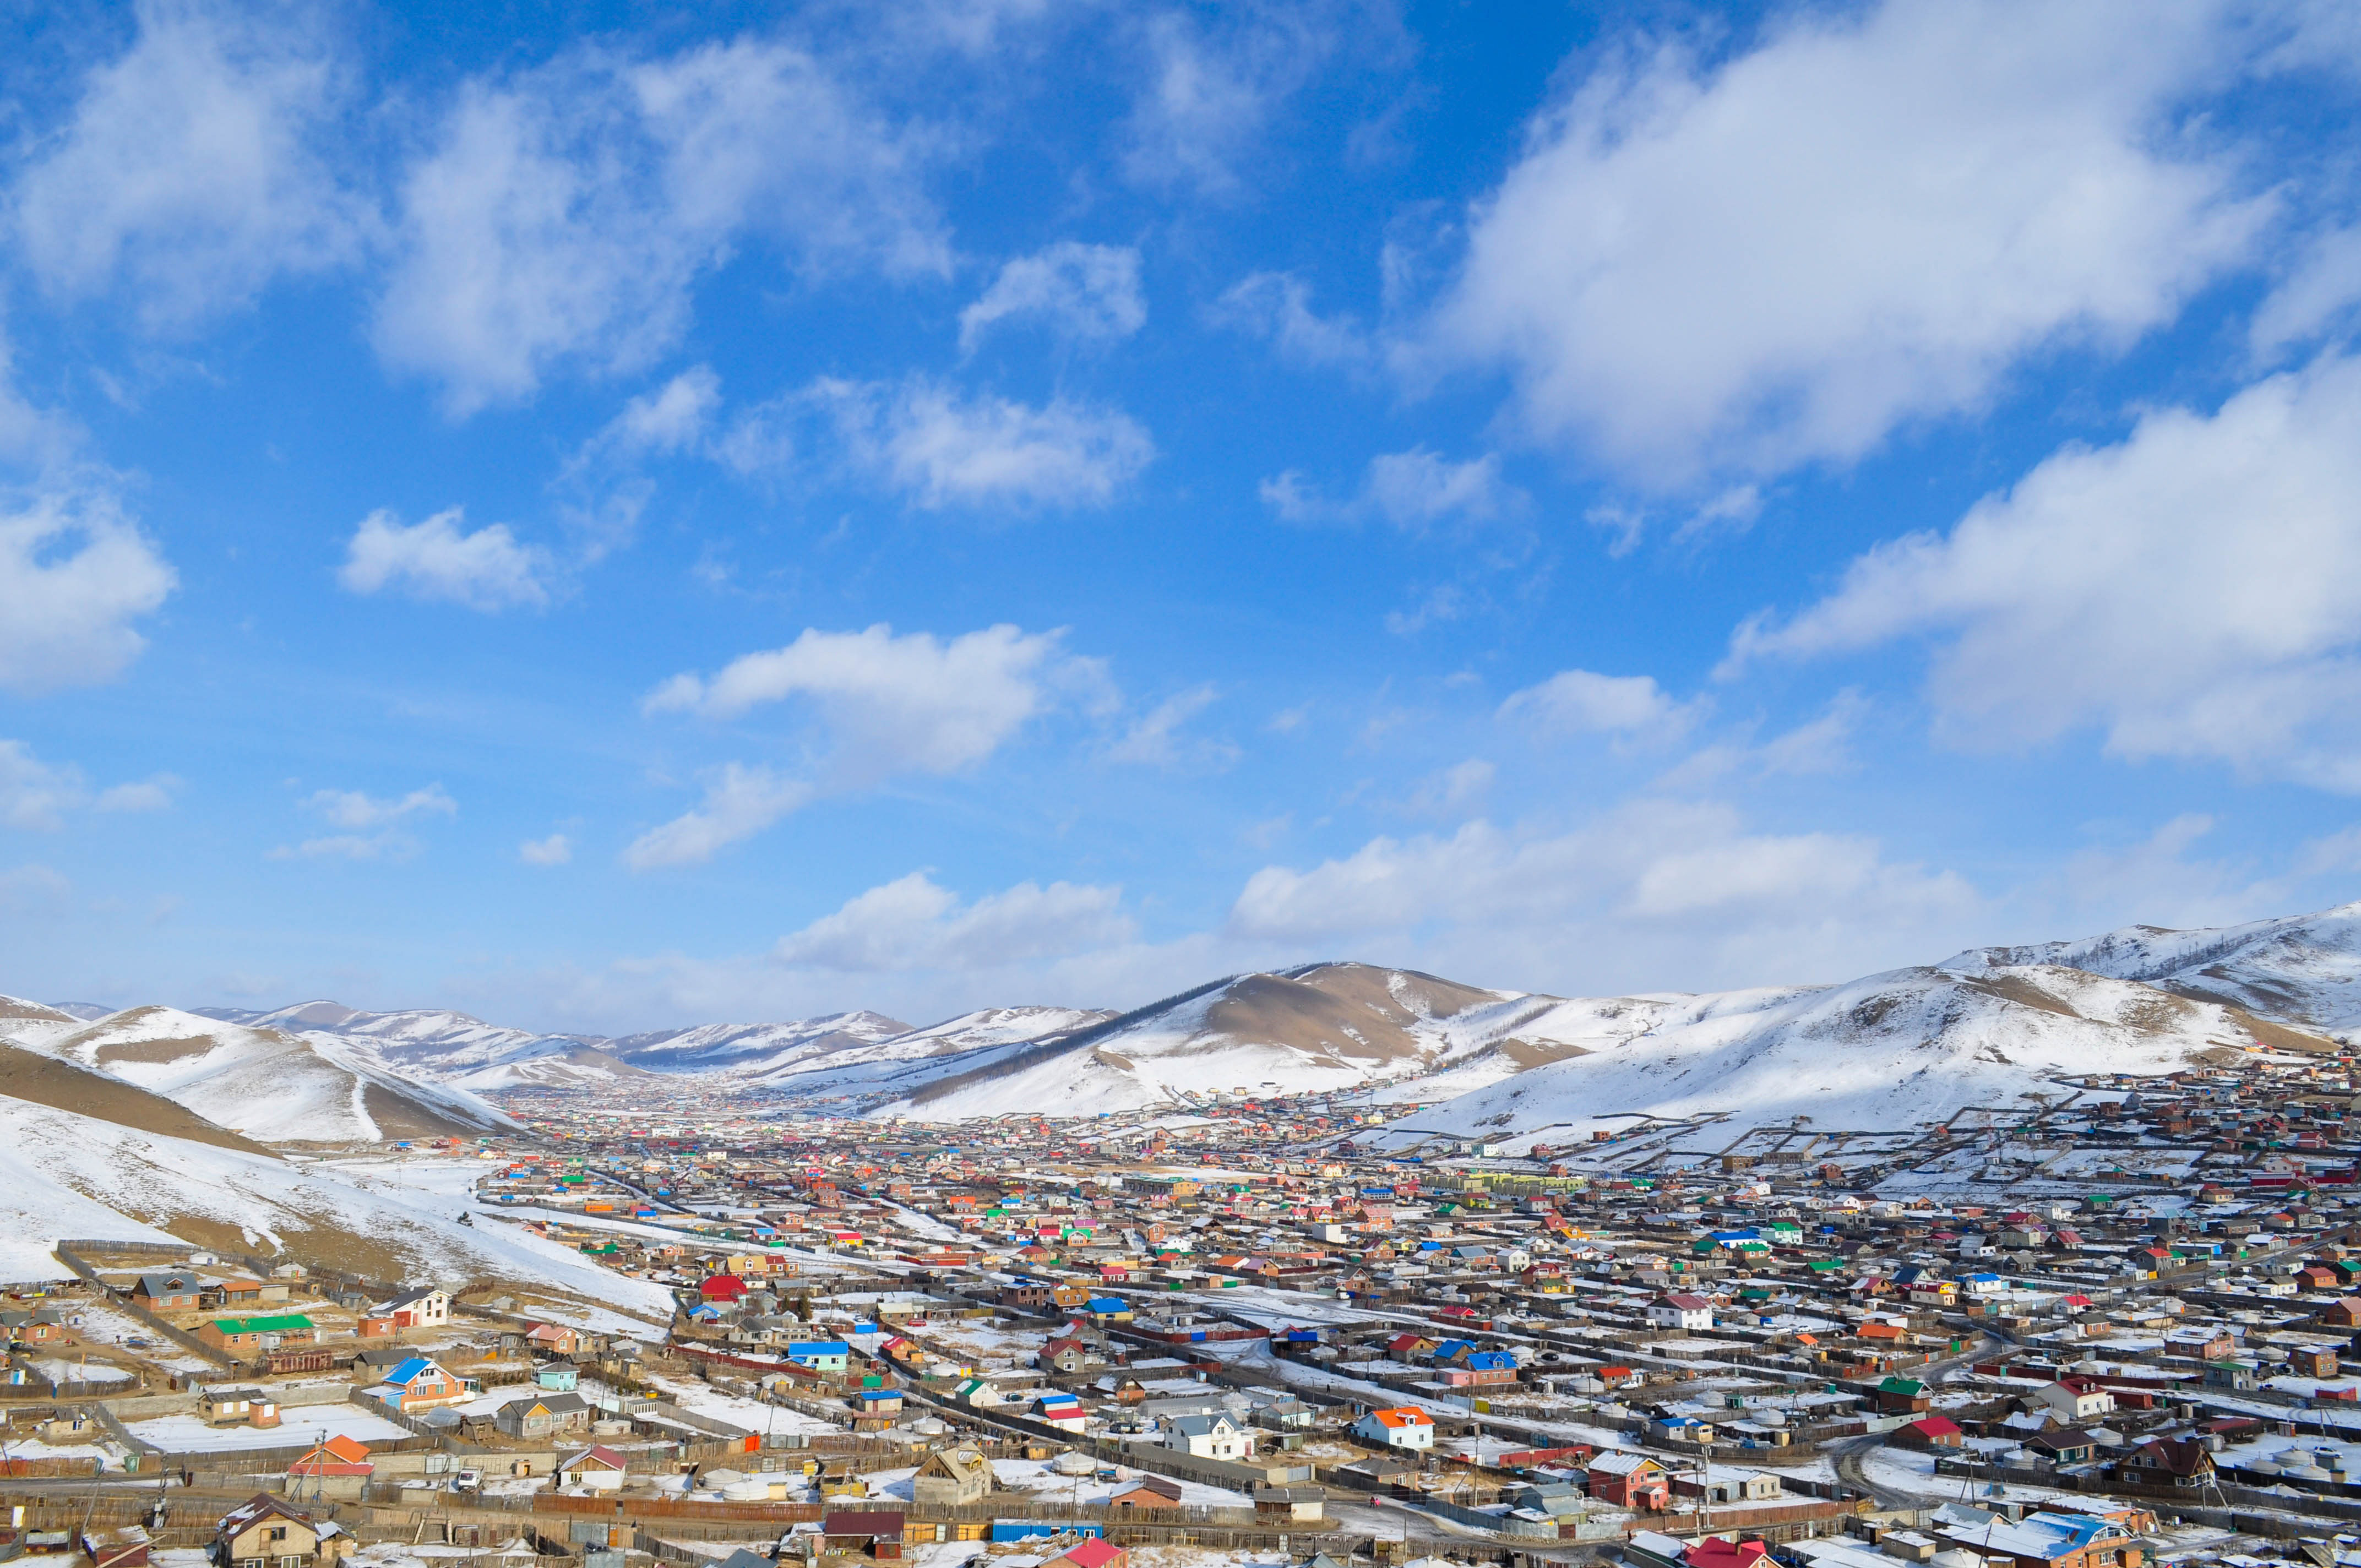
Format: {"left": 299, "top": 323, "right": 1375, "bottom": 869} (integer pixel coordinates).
{"left": 126, "top": 1404, "right": 414, "bottom": 1453}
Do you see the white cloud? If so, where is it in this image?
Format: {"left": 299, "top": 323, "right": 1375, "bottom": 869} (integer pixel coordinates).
{"left": 1106, "top": 684, "right": 1227, "bottom": 767}
{"left": 0, "top": 742, "right": 80, "bottom": 832}
{"left": 0, "top": 742, "right": 176, "bottom": 830}
{"left": 1226, "top": 801, "right": 1978, "bottom": 990}
{"left": 1500, "top": 668, "right": 1704, "bottom": 744}
{"left": 1401, "top": 758, "right": 1494, "bottom": 816}
{"left": 1212, "top": 272, "right": 1370, "bottom": 367}
{"left": 272, "top": 783, "right": 456, "bottom": 863}
{"left": 1430, "top": 0, "right": 2266, "bottom": 486}
{"left": 1261, "top": 448, "right": 1519, "bottom": 529}
{"left": 0, "top": 488, "right": 175, "bottom": 694}
{"left": 2252, "top": 223, "right": 2361, "bottom": 356}
{"left": 95, "top": 776, "right": 179, "bottom": 813}
{"left": 373, "top": 39, "right": 945, "bottom": 413}
{"left": 339, "top": 507, "right": 551, "bottom": 611}
{"left": 1728, "top": 353, "right": 2361, "bottom": 790}
{"left": 519, "top": 833, "right": 573, "bottom": 866}
{"left": 807, "top": 377, "right": 1153, "bottom": 510}
{"left": 622, "top": 764, "right": 813, "bottom": 870}
{"left": 1657, "top": 692, "right": 1867, "bottom": 790}
{"left": 301, "top": 785, "right": 456, "bottom": 830}
{"left": 553, "top": 367, "right": 723, "bottom": 557}
{"left": 12, "top": 0, "right": 361, "bottom": 328}
{"left": 633, "top": 624, "right": 1107, "bottom": 867}
{"left": 1122, "top": 4, "right": 1363, "bottom": 195}
{"left": 960, "top": 242, "right": 1145, "bottom": 352}
{"left": 773, "top": 871, "right": 1132, "bottom": 972}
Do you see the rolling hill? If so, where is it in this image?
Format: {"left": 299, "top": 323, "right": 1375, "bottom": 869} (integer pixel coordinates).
{"left": 0, "top": 1004, "right": 514, "bottom": 1142}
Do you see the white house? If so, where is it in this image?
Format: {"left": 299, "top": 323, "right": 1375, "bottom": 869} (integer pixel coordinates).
{"left": 556, "top": 1444, "right": 627, "bottom": 1491}
{"left": 1646, "top": 1293, "right": 1714, "bottom": 1331}
{"left": 1350, "top": 1407, "right": 1436, "bottom": 1450}
{"left": 381, "top": 1287, "right": 450, "bottom": 1329}
{"left": 2031, "top": 1380, "right": 2116, "bottom": 1422}
{"left": 1163, "top": 1411, "right": 1255, "bottom": 1461}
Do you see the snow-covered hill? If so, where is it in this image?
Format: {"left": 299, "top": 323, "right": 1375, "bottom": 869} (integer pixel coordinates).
{"left": 0, "top": 1006, "right": 514, "bottom": 1143}
{"left": 1949, "top": 902, "right": 2361, "bottom": 1036}
{"left": 1378, "top": 961, "right": 2325, "bottom": 1148}
{"left": 877, "top": 963, "right": 1591, "bottom": 1120}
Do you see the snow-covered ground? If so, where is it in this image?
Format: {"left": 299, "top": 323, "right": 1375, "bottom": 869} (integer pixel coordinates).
{"left": 126, "top": 1404, "right": 414, "bottom": 1453}
{"left": 640, "top": 1373, "right": 845, "bottom": 1436}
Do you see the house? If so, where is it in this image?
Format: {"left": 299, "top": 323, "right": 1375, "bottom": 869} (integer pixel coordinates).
{"left": 699, "top": 1275, "right": 749, "bottom": 1305}
{"left": 2111, "top": 1438, "right": 2215, "bottom": 1489}
{"left": 1587, "top": 1452, "right": 1671, "bottom": 1510}
{"left": 494, "top": 1392, "right": 591, "bottom": 1440}
{"left": 2318, "top": 1298, "right": 2361, "bottom": 1329}
{"left": 525, "top": 1322, "right": 582, "bottom": 1355}
{"left": 1351, "top": 1407, "right": 1435, "bottom": 1450}
{"left": 1931, "top": 1508, "right": 2143, "bottom": 1568}
{"left": 1033, "top": 1392, "right": 1087, "bottom": 1430}
{"left": 1000, "top": 1283, "right": 1055, "bottom": 1312}
{"left": 535, "top": 1365, "right": 580, "bottom": 1391}
{"left": 213, "top": 1494, "right": 341, "bottom": 1568}
{"left": 1040, "top": 1335, "right": 1093, "bottom": 1374}
{"left": 784, "top": 1340, "right": 850, "bottom": 1373}
{"left": 2026, "top": 1429, "right": 2101, "bottom": 1466}
{"left": 1647, "top": 1294, "right": 1714, "bottom": 1331}
{"left": 1874, "top": 1376, "right": 1931, "bottom": 1414}
{"left": 84, "top": 1525, "right": 150, "bottom": 1568}
{"left": 377, "top": 1357, "right": 469, "bottom": 1412}
{"left": 854, "top": 1387, "right": 904, "bottom": 1418}
{"left": 380, "top": 1287, "right": 450, "bottom": 1329}
{"left": 2031, "top": 1379, "right": 2116, "bottom": 1423}
{"left": 555, "top": 1445, "right": 628, "bottom": 1491}
{"left": 1165, "top": 1411, "right": 1255, "bottom": 1461}
{"left": 911, "top": 1447, "right": 993, "bottom": 1507}
{"left": 131, "top": 1273, "right": 202, "bottom": 1311}
{"left": 200, "top": 1387, "right": 280, "bottom": 1428}
{"left": 1109, "top": 1476, "right": 1184, "bottom": 1509}
{"left": 286, "top": 1436, "right": 373, "bottom": 1480}
{"left": 199, "top": 1315, "right": 314, "bottom": 1354}
{"left": 1042, "top": 1540, "right": 1125, "bottom": 1568}
{"left": 820, "top": 1511, "right": 905, "bottom": 1560}
{"left": 1895, "top": 1417, "right": 1966, "bottom": 1450}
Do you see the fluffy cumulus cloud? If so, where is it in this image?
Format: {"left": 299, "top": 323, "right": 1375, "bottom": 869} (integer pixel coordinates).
{"left": 802, "top": 377, "right": 1154, "bottom": 509}
{"left": 1499, "top": 668, "right": 1704, "bottom": 744}
{"left": 773, "top": 871, "right": 1133, "bottom": 972}
{"left": 960, "top": 242, "right": 1146, "bottom": 352}
{"left": 0, "top": 488, "right": 176, "bottom": 694}
{"left": 518, "top": 833, "right": 573, "bottom": 867}
{"left": 373, "top": 38, "right": 946, "bottom": 412}
{"left": 632, "top": 624, "right": 1107, "bottom": 866}
{"left": 1212, "top": 272, "right": 1371, "bottom": 368}
{"left": 1227, "top": 800, "right": 1980, "bottom": 992}
{"left": 338, "top": 507, "right": 551, "bottom": 610}
{"left": 1728, "top": 353, "right": 2361, "bottom": 790}
{"left": 1123, "top": 2, "right": 1385, "bottom": 195}
{"left": 1433, "top": 0, "right": 2265, "bottom": 485}
{"left": 12, "top": 0, "right": 362, "bottom": 328}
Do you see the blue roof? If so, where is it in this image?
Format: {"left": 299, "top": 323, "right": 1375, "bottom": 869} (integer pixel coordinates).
{"left": 1086, "top": 1297, "right": 1127, "bottom": 1311}
{"left": 388, "top": 1356, "right": 435, "bottom": 1383}
{"left": 786, "top": 1341, "right": 850, "bottom": 1356}
{"left": 1468, "top": 1351, "right": 1517, "bottom": 1370}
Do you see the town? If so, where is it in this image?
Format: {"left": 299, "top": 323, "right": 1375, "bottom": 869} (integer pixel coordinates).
{"left": 7, "top": 1048, "right": 2361, "bottom": 1568}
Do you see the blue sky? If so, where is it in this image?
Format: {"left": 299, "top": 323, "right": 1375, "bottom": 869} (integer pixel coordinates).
{"left": 6, "top": 0, "right": 2361, "bottom": 1032}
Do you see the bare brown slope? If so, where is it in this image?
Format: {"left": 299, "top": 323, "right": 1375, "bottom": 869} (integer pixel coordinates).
{"left": 1190, "top": 963, "right": 1506, "bottom": 1066}
{"left": 0, "top": 1039, "right": 270, "bottom": 1154}
{"left": 0, "top": 995, "right": 75, "bottom": 1023}
{"left": 357, "top": 1081, "right": 496, "bottom": 1141}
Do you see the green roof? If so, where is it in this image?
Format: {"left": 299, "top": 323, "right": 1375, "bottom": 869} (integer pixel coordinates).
{"left": 212, "top": 1314, "right": 313, "bottom": 1334}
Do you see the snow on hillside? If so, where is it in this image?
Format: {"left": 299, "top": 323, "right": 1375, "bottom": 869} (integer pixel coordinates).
{"left": 452, "top": 1043, "right": 649, "bottom": 1091}
{"left": 878, "top": 965, "right": 1559, "bottom": 1120}
{"left": 739, "top": 1005, "right": 1108, "bottom": 1090}
{"left": 1949, "top": 902, "right": 2361, "bottom": 1034}
{"left": 608, "top": 1011, "right": 911, "bottom": 1073}
{"left": 0, "top": 1007, "right": 513, "bottom": 1143}
{"left": 1380, "top": 963, "right": 2287, "bottom": 1148}
{"left": 0, "top": 1097, "right": 668, "bottom": 1324}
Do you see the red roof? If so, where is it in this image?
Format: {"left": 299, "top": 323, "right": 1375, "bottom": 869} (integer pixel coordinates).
{"left": 1052, "top": 1540, "right": 1125, "bottom": 1568}
{"left": 1902, "top": 1416, "right": 1963, "bottom": 1439}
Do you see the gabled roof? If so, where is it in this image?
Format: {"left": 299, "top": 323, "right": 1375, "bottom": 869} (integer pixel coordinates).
{"left": 558, "top": 1444, "right": 627, "bottom": 1471}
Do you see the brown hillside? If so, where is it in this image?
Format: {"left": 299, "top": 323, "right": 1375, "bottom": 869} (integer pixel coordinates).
{"left": 0, "top": 1040, "right": 270, "bottom": 1155}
